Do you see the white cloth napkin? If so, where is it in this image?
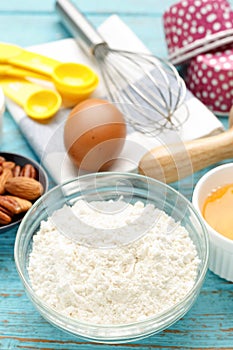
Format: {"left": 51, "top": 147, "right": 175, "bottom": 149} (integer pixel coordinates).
{"left": 5, "top": 15, "right": 224, "bottom": 183}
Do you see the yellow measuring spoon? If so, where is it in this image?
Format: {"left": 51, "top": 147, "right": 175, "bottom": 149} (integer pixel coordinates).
{"left": 0, "top": 64, "right": 50, "bottom": 80}
{"left": 0, "top": 42, "right": 99, "bottom": 100}
{"left": 0, "top": 78, "right": 62, "bottom": 120}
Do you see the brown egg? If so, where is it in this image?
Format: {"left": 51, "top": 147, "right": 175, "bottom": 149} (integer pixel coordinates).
{"left": 64, "top": 98, "right": 127, "bottom": 171}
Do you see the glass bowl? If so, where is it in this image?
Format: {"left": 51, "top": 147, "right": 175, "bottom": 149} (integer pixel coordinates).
{"left": 14, "top": 172, "right": 209, "bottom": 344}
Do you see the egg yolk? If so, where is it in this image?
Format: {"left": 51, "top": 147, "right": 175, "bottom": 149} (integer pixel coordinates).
{"left": 202, "top": 183, "right": 233, "bottom": 240}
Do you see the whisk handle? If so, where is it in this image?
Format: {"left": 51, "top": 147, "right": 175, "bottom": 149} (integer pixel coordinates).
{"left": 138, "top": 129, "right": 233, "bottom": 183}
{"left": 55, "top": 0, "right": 107, "bottom": 56}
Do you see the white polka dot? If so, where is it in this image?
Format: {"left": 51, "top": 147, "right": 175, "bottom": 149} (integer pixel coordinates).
{"left": 225, "top": 22, "right": 232, "bottom": 28}
{"left": 196, "top": 13, "right": 202, "bottom": 20}
{"left": 206, "top": 53, "right": 213, "bottom": 58}
{"left": 215, "top": 101, "right": 220, "bottom": 107}
{"left": 206, "top": 4, "right": 212, "bottom": 11}
{"left": 213, "top": 22, "right": 221, "bottom": 31}
{"left": 190, "top": 26, "right": 197, "bottom": 34}
{"left": 186, "top": 13, "right": 192, "bottom": 20}
{"left": 173, "top": 36, "right": 179, "bottom": 43}
{"left": 197, "top": 56, "right": 203, "bottom": 62}
{"left": 222, "top": 83, "right": 229, "bottom": 90}
{"left": 183, "top": 22, "right": 189, "bottom": 30}
{"left": 203, "top": 91, "right": 208, "bottom": 97}
{"left": 214, "top": 65, "right": 221, "bottom": 72}
{"left": 207, "top": 14, "right": 216, "bottom": 22}
{"left": 196, "top": 92, "right": 201, "bottom": 98}
{"left": 188, "top": 36, "right": 193, "bottom": 42}
{"left": 202, "top": 77, "right": 208, "bottom": 84}
{"left": 197, "top": 70, "right": 203, "bottom": 77}
{"left": 219, "top": 96, "right": 223, "bottom": 101}
{"left": 219, "top": 74, "right": 225, "bottom": 81}
{"left": 200, "top": 7, "right": 207, "bottom": 15}
{"left": 182, "top": 0, "right": 188, "bottom": 6}
{"left": 198, "top": 26, "right": 205, "bottom": 34}
{"left": 177, "top": 18, "right": 183, "bottom": 25}
{"left": 189, "top": 82, "right": 195, "bottom": 89}
{"left": 219, "top": 57, "right": 227, "bottom": 62}
{"left": 191, "top": 20, "right": 197, "bottom": 26}
{"left": 221, "top": 105, "right": 227, "bottom": 110}
{"left": 179, "top": 9, "right": 185, "bottom": 16}
{"left": 223, "top": 62, "right": 231, "bottom": 69}
{"left": 194, "top": 0, "right": 201, "bottom": 6}
{"left": 209, "top": 58, "right": 217, "bottom": 65}
{"left": 211, "top": 79, "right": 218, "bottom": 86}
{"left": 189, "top": 5, "right": 196, "bottom": 13}
{"left": 226, "top": 93, "right": 230, "bottom": 98}
{"left": 182, "top": 39, "right": 188, "bottom": 46}
{"left": 207, "top": 71, "right": 213, "bottom": 78}
{"left": 201, "top": 63, "right": 207, "bottom": 70}
{"left": 223, "top": 12, "right": 230, "bottom": 20}
{"left": 209, "top": 92, "right": 215, "bottom": 99}
{"left": 229, "top": 55, "right": 233, "bottom": 60}
{"left": 172, "top": 25, "right": 177, "bottom": 32}
{"left": 171, "top": 6, "right": 177, "bottom": 14}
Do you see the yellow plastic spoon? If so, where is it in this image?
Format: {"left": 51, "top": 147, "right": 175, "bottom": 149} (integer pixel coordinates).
{"left": 0, "top": 78, "right": 62, "bottom": 121}
{"left": 0, "top": 64, "right": 50, "bottom": 81}
{"left": 0, "top": 42, "right": 99, "bottom": 100}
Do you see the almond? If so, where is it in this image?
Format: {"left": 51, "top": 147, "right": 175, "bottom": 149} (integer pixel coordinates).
{"left": 5, "top": 177, "right": 44, "bottom": 200}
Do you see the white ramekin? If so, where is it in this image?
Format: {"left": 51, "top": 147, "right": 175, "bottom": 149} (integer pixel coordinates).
{"left": 192, "top": 163, "right": 233, "bottom": 282}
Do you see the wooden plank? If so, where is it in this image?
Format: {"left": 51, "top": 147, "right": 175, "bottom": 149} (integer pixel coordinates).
{"left": 0, "top": 0, "right": 175, "bottom": 14}
{"left": 0, "top": 14, "right": 168, "bottom": 58}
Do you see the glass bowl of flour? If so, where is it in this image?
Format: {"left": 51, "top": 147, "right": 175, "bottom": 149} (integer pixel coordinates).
{"left": 14, "top": 172, "right": 209, "bottom": 343}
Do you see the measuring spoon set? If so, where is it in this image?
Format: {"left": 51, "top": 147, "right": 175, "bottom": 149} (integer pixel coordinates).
{"left": 0, "top": 42, "right": 98, "bottom": 120}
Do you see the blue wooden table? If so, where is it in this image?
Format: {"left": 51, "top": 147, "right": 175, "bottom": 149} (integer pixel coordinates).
{"left": 0, "top": 1, "right": 233, "bottom": 349}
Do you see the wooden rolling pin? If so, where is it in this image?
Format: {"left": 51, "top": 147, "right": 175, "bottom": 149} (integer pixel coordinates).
{"left": 138, "top": 108, "right": 233, "bottom": 183}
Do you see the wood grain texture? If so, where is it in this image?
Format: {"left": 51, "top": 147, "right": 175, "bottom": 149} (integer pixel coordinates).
{"left": 0, "top": 0, "right": 233, "bottom": 349}
{"left": 139, "top": 129, "right": 233, "bottom": 183}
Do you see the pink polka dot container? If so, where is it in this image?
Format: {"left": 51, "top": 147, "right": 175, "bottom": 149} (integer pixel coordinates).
{"left": 163, "top": 0, "right": 233, "bottom": 65}
{"left": 185, "top": 49, "right": 233, "bottom": 115}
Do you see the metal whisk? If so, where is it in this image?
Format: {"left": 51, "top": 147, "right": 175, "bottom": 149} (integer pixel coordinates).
{"left": 56, "top": 0, "right": 187, "bottom": 136}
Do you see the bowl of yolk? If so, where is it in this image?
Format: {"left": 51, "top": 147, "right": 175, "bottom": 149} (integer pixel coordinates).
{"left": 192, "top": 163, "right": 233, "bottom": 282}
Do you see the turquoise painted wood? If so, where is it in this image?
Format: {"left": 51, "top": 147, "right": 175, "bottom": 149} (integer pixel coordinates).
{"left": 0, "top": 0, "right": 233, "bottom": 349}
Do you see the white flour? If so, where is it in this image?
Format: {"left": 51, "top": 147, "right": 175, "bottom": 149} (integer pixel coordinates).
{"left": 28, "top": 200, "right": 200, "bottom": 325}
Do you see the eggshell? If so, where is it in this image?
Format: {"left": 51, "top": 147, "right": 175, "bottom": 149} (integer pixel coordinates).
{"left": 64, "top": 98, "right": 127, "bottom": 171}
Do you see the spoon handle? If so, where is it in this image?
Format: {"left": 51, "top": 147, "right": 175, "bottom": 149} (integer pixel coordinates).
{"left": 0, "top": 64, "right": 51, "bottom": 81}
{"left": 0, "top": 42, "right": 59, "bottom": 76}
{"left": 138, "top": 129, "right": 233, "bottom": 183}
{"left": 0, "top": 78, "right": 42, "bottom": 107}
{"left": 8, "top": 50, "right": 58, "bottom": 76}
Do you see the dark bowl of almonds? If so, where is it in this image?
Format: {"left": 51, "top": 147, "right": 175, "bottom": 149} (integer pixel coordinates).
{"left": 0, "top": 152, "right": 48, "bottom": 233}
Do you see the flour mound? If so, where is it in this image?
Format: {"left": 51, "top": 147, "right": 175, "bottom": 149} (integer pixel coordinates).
{"left": 28, "top": 200, "right": 200, "bottom": 325}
